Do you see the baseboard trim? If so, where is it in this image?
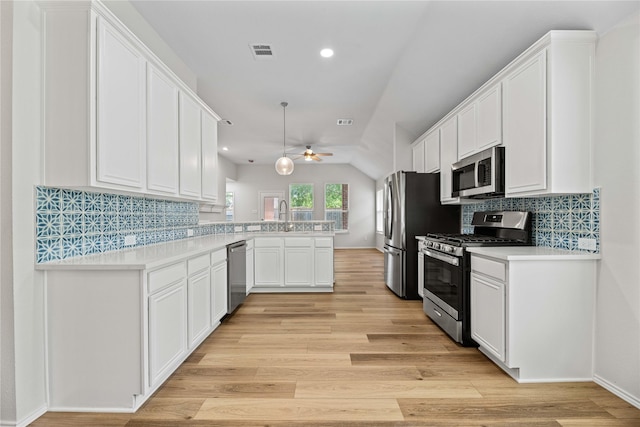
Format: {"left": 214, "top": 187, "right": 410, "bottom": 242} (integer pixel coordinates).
{"left": 594, "top": 374, "right": 640, "bottom": 409}
{"left": 0, "top": 405, "right": 48, "bottom": 427}
{"left": 333, "top": 246, "right": 377, "bottom": 250}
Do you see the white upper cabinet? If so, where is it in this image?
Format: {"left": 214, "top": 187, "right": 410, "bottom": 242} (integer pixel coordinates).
{"left": 201, "top": 112, "right": 219, "bottom": 202}
{"left": 418, "top": 31, "right": 594, "bottom": 200}
{"left": 503, "top": 33, "right": 595, "bottom": 197}
{"left": 456, "top": 103, "right": 477, "bottom": 160}
{"left": 96, "top": 18, "right": 146, "bottom": 190}
{"left": 179, "top": 93, "right": 202, "bottom": 198}
{"left": 147, "top": 65, "right": 179, "bottom": 195}
{"left": 424, "top": 130, "right": 440, "bottom": 173}
{"left": 476, "top": 83, "right": 502, "bottom": 151}
{"left": 41, "top": 3, "right": 220, "bottom": 201}
{"left": 411, "top": 139, "right": 425, "bottom": 173}
{"left": 457, "top": 83, "right": 502, "bottom": 161}
{"left": 503, "top": 52, "right": 547, "bottom": 195}
{"left": 439, "top": 116, "right": 459, "bottom": 204}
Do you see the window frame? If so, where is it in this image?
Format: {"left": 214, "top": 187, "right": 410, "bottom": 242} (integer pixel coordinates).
{"left": 288, "top": 183, "right": 314, "bottom": 221}
{"left": 324, "top": 182, "right": 349, "bottom": 232}
{"left": 376, "top": 188, "right": 383, "bottom": 234}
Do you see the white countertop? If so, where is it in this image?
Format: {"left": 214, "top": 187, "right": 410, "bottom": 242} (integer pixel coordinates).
{"left": 466, "top": 246, "right": 601, "bottom": 261}
{"left": 36, "top": 232, "right": 334, "bottom": 271}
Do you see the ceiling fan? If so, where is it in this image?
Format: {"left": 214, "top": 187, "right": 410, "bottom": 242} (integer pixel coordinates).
{"left": 293, "top": 145, "right": 334, "bottom": 162}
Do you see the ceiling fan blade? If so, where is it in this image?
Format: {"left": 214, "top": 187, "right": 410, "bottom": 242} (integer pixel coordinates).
{"left": 312, "top": 155, "right": 322, "bottom": 161}
{"left": 315, "top": 152, "right": 333, "bottom": 156}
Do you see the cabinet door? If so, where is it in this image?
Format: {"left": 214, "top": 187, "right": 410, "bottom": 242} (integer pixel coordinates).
{"left": 285, "top": 247, "right": 313, "bottom": 286}
{"left": 148, "top": 281, "right": 187, "bottom": 388}
{"left": 147, "top": 65, "right": 179, "bottom": 195}
{"left": 477, "top": 83, "right": 502, "bottom": 151}
{"left": 439, "top": 116, "right": 458, "bottom": 204}
{"left": 417, "top": 251, "right": 424, "bottom": 299}
{"left": 314, "top": 247, "right": 334, "bottom": 286}
{"left": 179, "top": 93, "right": 202, "bottom": 198}
{"left": 424, "top": 130, "right": 440, "bottom": 173}
{"left": 187, "top": 269, "right": 211, "bottom": 348}
{"left": 254, "top": 247, "right": 283, "bottom": 287}
{"left": 211, "top": 261, "right": 228, "bottom": 324}
{"left": 470, "top": 273, "right": 506, "bottom": 362}
{"left": 201, "top": 112, "right": 218, "bottom": 201}
{"left": 96, "top": 18, "right": 146, "bottom": 189}
{"left": 504, "top": 51, "right": 547, "bottom": 195}
{"left": 246, "top": 248, "right": 254, "bottom": 294}
{"left": 457, "top": 103, "right": 477, "bottom": 160}
{"left": 412, "top": 140, "right": 425, "bottom": 173}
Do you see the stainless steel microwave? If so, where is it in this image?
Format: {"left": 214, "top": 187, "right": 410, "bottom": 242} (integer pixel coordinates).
{"left": 451, "top": 146, "right": 505, "bottom": 198}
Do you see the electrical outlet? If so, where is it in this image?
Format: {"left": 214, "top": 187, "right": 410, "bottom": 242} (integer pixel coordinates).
{"left": 124, "top": 235, "right": 137, "bottom": 246}
{"left": 314, "top": 225, "right": 322, "bottom": 231}
{"left": 578, "top": 238, "right": 597, "bottom": 251}
{"left": 187, "top": 229, "right": 194, "bottom": 237}
{"left": 234, "top": 226, "right": 243, "bottom": 233}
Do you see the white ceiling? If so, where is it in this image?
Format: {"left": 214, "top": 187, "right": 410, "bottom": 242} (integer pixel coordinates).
{"left": 129, "top": 0, "right": 639, "bottom": 180}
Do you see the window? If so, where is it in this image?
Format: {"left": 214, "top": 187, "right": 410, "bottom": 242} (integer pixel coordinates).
{"left": 376, "top": 189, "right": 383, "bottom": 233}
{"left": 225, "top": 192, "right": 234, "bottom": 222}
{"left": 325, "top": 183, "right": 348, "bottom": 231}
{"left": 289, "top": 183, "right": 314, "bottom": 221}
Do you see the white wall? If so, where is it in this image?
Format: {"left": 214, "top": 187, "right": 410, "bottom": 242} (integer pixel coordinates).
{"left": 0, "top": 1, "right": 48, "bottom": 425}
{"left": 593, "top": 12, "right": 640, "bottom": 407}
{"left": 228, "top": 164, "right": 376, "bottom": 248}
{"left": 0, "top": 1, "right": 16, "bottom": 424}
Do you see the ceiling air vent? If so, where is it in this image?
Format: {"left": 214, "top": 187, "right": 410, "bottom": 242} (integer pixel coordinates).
{"left": 250, "top": 43, "right": 274, "bottom": 60}
{"left": 337, "top": 119, "right": 354, "bottom": 126}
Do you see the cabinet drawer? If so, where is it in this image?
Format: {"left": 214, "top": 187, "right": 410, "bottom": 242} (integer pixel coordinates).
{"left": 211, "top": 248, "right": 227, "bottom": 265}
{"left": 187, "top": 254, "right": 210, "bottom": 275}
{"left": 471, "top": 256, "right": 506, "bottom": 282}
{"left": 315, "top": 237, "right": 333, "bottom": 248}
{"left": 285, "top": 237, "right": 313, "bottom": 247}
{"left": 254, "top": 238, "right": 284, "bottom": 248}
{"left": 148, "top": 262, "right": 187, "bottom": 294}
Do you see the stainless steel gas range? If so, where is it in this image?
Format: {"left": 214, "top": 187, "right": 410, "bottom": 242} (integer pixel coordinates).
{"left": 421, "top": 211, "right": 532, "bottom": 346}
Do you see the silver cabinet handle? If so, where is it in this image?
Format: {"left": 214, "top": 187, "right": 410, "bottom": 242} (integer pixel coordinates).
{"left": 433, "top": 309, "right": 442, "bottom": 317}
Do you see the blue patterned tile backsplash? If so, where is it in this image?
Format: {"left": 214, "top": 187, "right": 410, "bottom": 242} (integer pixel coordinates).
{"left": 462, "top": 188, "right": 600, "bottom": 253}
{"left": 35, "top": 186, "right": 334, "bottom": 263}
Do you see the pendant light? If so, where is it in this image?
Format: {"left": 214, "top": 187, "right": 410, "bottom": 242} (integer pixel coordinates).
{"left": 275, "top": 101, "right": 294, "bottom": 175}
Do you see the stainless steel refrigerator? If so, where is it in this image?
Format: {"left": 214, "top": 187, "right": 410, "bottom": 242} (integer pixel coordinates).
{"left": 383, "top": 171, "right": 460, "bottom": 299}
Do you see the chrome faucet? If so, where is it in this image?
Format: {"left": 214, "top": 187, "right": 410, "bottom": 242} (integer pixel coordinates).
{"left": 278, "top": 199, "right": 291, "bottom": 231}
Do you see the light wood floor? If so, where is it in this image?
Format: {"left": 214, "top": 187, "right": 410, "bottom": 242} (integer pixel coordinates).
{"left": 33, "top": 249, "right": 639, "bottom": 426}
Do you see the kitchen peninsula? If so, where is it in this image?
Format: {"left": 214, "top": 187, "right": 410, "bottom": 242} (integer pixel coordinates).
{"left": 37, "top": 229, "right": 334, "bottom": 412}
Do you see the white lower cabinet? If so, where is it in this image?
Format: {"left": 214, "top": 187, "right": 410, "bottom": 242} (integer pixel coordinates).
{"left": 246, "top": 240, "right": 254, "bottom": 294}
{"left": 254, "top": 238, "right": 284, "bottom": 288}
{"left": 469, "top": 251, "right": 597, "bottom": 382}
{"left": 187, "top": 255, "right": 212, "bottom": 349}
{"left": 148, "top": 279, "right": 188, "bottom": 388}
{"left": 211, "top": 249, "right": 228, "bottom": 324}
{"left": 285, "top": 238, "right": 314, "bottom": 286}
{"left": 253, "top": 236, "right": 334, "bottom": 292}
{"left": 470, "top": 272, "right": 505, "bottom": 362}
{"left": 314, "top": 237, "right": 334, "bottom": 287}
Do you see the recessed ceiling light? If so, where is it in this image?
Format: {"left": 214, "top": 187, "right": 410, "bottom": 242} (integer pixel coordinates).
{"left": 222, "top": 147, "right": 229, "bottom": 151}
{"left": 320, "top": 48, "right": 334, "bottom": 58}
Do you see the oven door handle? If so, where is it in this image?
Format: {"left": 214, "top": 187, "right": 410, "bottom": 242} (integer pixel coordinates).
{"left": 423, "top": 249, "right": 459, "bottom": 266}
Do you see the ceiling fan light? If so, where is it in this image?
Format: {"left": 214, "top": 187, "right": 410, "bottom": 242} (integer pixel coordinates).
{"left": 275, "top": 156, "right": 294, "bottom": 175}
{"left": 304, "top": 153, "right": 313, "bottom": 161}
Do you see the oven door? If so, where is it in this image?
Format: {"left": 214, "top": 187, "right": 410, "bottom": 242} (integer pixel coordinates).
{"left": 423, "top": 249, "right": 463, "bottom": 319}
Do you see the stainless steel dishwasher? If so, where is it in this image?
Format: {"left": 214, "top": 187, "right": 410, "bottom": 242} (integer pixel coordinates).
{"left": 227, "top": 240, "right": 247, "bottom": 314}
